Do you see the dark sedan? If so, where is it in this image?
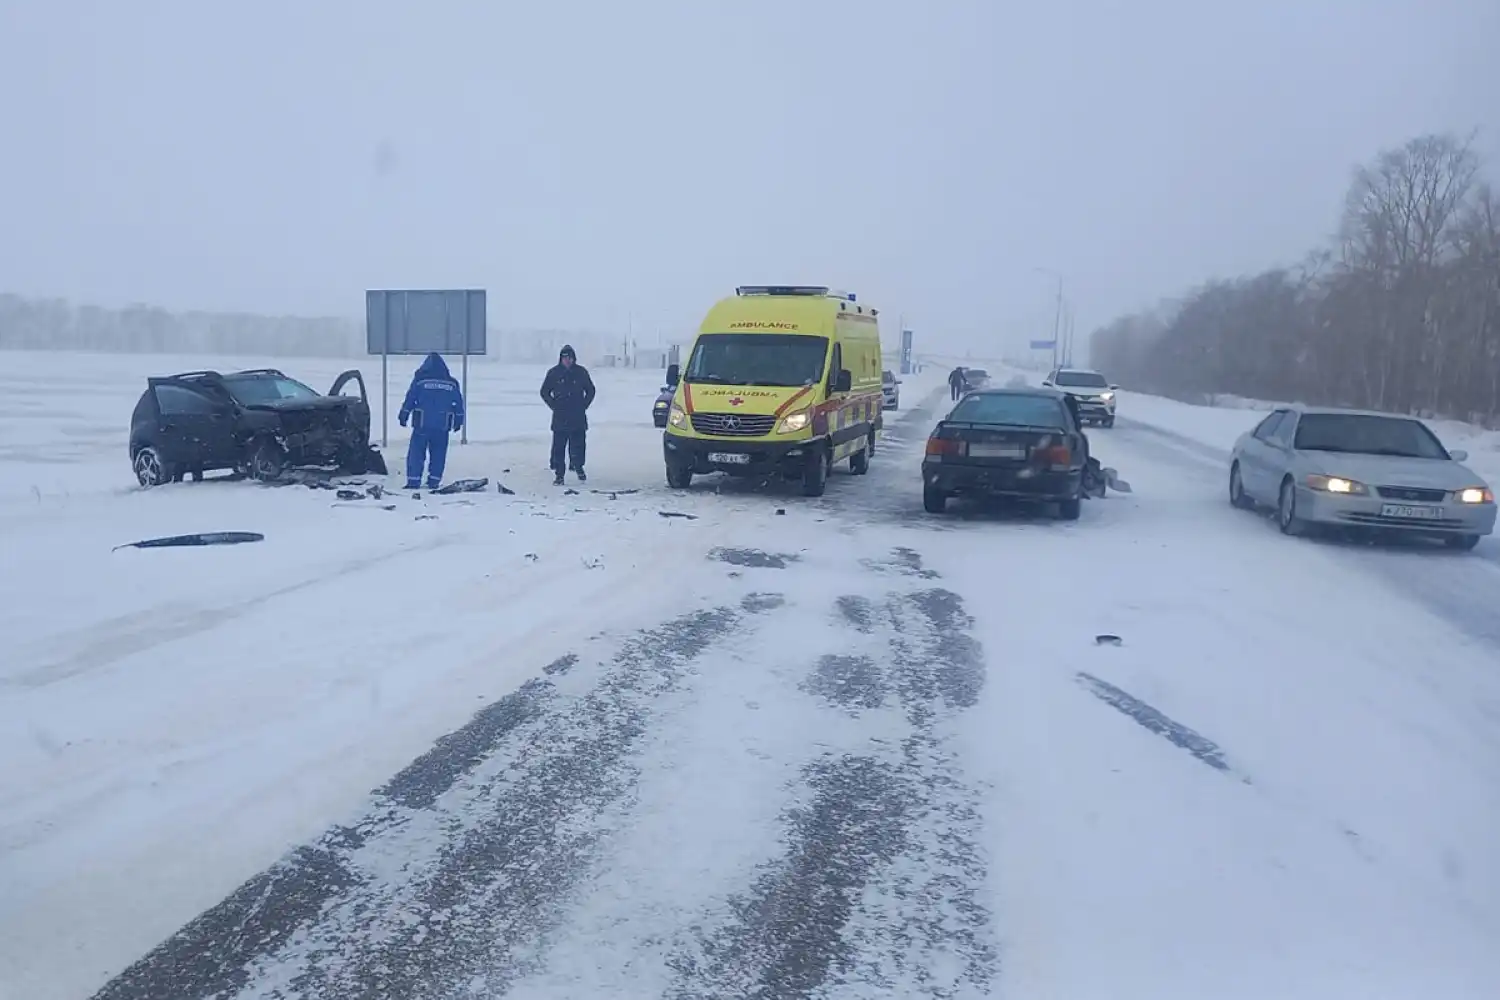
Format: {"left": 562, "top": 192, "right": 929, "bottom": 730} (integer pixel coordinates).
{"left": 921, "top": 387, "right": 1088, "bottom": 518}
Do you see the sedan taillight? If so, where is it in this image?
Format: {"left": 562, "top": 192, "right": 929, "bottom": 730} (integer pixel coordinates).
{"left": 926, "top": 437, "right": 963, "bottom": 457}
{"left": 1037, "top": 443, "right": 1071, "bottom": 466}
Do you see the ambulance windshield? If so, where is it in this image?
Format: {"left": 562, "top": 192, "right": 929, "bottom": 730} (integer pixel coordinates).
{"left": 684, "top": 334, "right": 829, "bottom": 388}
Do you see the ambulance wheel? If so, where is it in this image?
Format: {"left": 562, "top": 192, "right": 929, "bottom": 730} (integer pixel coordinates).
{"left": 802, "top": 447, "right": 829, "bottom": 497}
{"left": 666, "top": 461, "right": 694, "bottom": 489}
{"left": 849, "top": 437, "right": 871, "bottom": 475}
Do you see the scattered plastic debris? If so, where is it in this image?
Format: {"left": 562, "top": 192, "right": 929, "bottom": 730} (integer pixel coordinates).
{"left": 659, "top": 511, "right": 698, "bottom": 520}
{"left": 114, "top": 531, "right": 265, "bottom": 551}
{"left": 335, "top": 489, "right": 364, "bottom": 501}
{"left": 497, "top": 483, "right": 516, "bottom": 495}
{"left": 415, "top": 514, "right": 438, "bottom": 521}
{"left": 1095, "top": 634, "right": 1123, "bottom": 646}
{"left": 434, "top": 478, "right": 488, "bottom": 495}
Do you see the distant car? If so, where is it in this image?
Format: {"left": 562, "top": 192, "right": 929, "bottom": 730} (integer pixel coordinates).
{"left": 882, "top": 369, "right": 901, "bottom": 409}
{"left": 921, "top": 387, "right": 1088, "bottom": 519}
{"left": 652, "top": 383, "right": 674, "bottom": 427}
{"left": 129, "top": 367, "right": 387, "bottom": 487}
{"left": 1041, "top": 368, "right": 1117, "bottom": 427}
{"left": 964, "top": 368, "right": 991, "bottom": 391}
{"left": 1228, "top": 405, "right": 1496, "bottom": 550}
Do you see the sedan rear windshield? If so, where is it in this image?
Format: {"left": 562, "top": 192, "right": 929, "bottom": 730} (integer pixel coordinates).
{"left": 222, "top": 376, "right": 321, "bottom": 405}
{"left": 1054, "top": 370, "right": 1108, "bottom": 387}
{"left": 950, "top": 393, "right": 1067, "bottom": 427}
{"left": 1293, "top": 413, "right": 1449, "bottom": 459}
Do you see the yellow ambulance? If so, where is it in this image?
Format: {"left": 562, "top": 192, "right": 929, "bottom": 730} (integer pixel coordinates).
{"left": 662, "top": 285, "right": 885, "bottom": 496}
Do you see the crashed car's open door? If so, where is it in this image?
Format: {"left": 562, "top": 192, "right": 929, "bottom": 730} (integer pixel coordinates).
{"left": 329, "top": 370, "right": 372, "bottom": 444}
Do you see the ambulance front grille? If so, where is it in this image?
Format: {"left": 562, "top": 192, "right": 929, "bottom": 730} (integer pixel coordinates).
{"left": 691, "top": 412, "right": 776, "bottom": 436}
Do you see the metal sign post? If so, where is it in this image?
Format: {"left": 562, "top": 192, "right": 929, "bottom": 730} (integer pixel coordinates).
{"left": 366, "top": 289, "right": 487, "bottom": 449}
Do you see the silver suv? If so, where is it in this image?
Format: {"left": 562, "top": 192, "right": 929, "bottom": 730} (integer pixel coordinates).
{"left": 1042, "top": 368, "right": 1117, "bottom": 427}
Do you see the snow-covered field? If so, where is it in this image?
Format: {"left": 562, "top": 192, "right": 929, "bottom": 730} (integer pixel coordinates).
{"left": 3, "top": 351, "right": 1499, "bottom": 1000}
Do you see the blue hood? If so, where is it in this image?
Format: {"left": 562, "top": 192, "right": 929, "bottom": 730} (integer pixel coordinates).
{"left": 415, "top": 352, "right": 451, "bottom": 379}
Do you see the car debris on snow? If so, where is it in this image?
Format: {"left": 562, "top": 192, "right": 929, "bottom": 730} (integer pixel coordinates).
{"left": 113, "top": 531, "right": 265, "bottom": 551}
{"left": 433, "top": 478, "right": 488, "bottom": 495}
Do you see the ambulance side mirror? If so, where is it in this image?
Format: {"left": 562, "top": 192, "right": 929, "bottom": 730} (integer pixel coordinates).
{"left": 834, "top": 369, "right": 853, "bottom": 393}
{"left": 666, "top": 364, "right": 680, "bottom": 386}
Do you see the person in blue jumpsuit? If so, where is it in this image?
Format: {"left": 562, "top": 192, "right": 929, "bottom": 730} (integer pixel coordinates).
{"left": 397, "top": 352, "right": 465, "bottom": 490}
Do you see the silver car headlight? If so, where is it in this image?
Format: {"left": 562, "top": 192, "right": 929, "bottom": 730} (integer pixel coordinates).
{"left": 1100, "top": 392, "right": 1114, "bottom": 401}
{"left": 667, "top": 405, "right": 688, "bottom": 428}
{"left": 1306, "top": 474, "right": 1368, "bottom": 495}
{"left": 1456, "top": 487, "right": 1494, "bottom": 504}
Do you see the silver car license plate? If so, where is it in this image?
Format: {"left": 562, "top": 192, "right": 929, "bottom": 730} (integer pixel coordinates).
{"left": 968, "top": 443, "right": 1025, "bottom": 458}
{"left": 1380, "top": 503, "right": 1441, "bottom": 519}
{"left": 708, "top": 452, "right": 750, "bottom": 464}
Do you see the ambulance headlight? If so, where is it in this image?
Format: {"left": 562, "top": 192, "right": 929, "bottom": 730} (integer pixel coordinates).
{"left": 776, "top": 410, "right": 810, "bottom": 434}
{"left": 668, "top": 405, "right": 688, "bottom": 428}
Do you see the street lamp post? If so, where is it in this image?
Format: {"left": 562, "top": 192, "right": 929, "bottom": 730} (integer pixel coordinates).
{"left": 1033, "top": 267, "right": 1065, "bottom": 369}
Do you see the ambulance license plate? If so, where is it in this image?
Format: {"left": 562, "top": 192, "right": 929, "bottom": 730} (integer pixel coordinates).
{"left": 708, "top": 452, "right": 750, "bottom": 464}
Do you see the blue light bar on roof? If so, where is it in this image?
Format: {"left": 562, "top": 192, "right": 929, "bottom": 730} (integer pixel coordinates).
{"left": 736, "top": 285, "right": 831, "bottom": 297}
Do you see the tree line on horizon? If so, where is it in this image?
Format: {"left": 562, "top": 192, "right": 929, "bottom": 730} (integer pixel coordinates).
{"left": 1090, "top": 131, "right": 1500, "bottom": 426}
{"left": 0, "top": 293, "right": 643, "bottom": 364}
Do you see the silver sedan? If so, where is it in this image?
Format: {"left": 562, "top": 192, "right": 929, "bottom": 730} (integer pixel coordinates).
{"left": 1228, "top": 405, "right": 1496, "bottom": 550}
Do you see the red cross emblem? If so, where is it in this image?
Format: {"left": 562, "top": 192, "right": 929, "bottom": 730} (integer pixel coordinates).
{"left": 728, "top": 396, "right": 745, "bottom": 406}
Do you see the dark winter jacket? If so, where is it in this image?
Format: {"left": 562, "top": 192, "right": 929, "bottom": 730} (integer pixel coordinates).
{"left": 948, "top": 367, "right": 965, "bottom": 388}
{"left": 399, "top": 353, "right": 465, "bottom": 433}
{"left": 540, "top": 359, "right": 596, "bottom": 432}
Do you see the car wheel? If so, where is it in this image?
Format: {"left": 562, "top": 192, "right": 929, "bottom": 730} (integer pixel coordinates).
{"left": 802, "top": 448, "right": 829, "bottom": 497}
{"left": 665, "top": 461, "right": 693, "bottom": 489}
{"left": 1445, "top": 534, "right": 1481, "bottom": 551}
{"left": 1277, "top": 477, "right": 1306, "bottom": 536}
{"left": 1058, "top": 493, "right": 1082, "bottom": 520}
{"left": 132, "top": 446, "right": 173, "bottom": 487}
{"left": 1102, "top": 417, "right": 1115, "bottom": 428}
{"left": 1229, "top": 462, "right": 1253, "bottom": 510}
{"left": 923, "top": 486, "right": 947, "bottom": 514}
{"left": 248, "top": 438, "right": 286, "bottom": 482}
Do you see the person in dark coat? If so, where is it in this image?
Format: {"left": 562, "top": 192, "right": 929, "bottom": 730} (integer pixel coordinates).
{"left": 397, "top": 352, "right": 465, "bottom": 490}
{"left": 539, "top": 344, "right": 596, "bottom": 484}
{"left": 948, "top": 366, "right": 967, "bottom": 400}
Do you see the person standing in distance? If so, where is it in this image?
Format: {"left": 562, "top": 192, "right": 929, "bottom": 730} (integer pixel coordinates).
{"left": 397, "top": 352, "right": 465, "bottom": 490}
{"left": 948, "top": 366, "right": 967, "bottom": 400}
{"left": 539, "top": 344, "right": 596, "bottom": 484}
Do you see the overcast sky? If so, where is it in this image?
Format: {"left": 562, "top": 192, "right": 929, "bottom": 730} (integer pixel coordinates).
{"left": 2, "top": 0, "right": 1497, "bottom": 355}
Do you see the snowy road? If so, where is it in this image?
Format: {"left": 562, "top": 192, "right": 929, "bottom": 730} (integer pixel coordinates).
{"left": 3, "top": 355, "right": 1498, "bottom": 999}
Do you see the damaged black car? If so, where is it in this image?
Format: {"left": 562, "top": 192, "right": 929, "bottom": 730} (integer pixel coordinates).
{"left": 129, "top": 367, "right": 388, "bottom": 486}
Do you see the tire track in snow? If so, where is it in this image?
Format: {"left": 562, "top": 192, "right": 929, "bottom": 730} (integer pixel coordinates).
{"left": 89, "top": 595, "right": 784, "bottom": 1000}
{"left": 667, "top": 549, "right": 998, "bottom": 999}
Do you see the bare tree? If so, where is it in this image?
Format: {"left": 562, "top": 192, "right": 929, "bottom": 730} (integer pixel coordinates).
{"left": 1090, "top": 131, "right": 1500, "bottom": 426}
